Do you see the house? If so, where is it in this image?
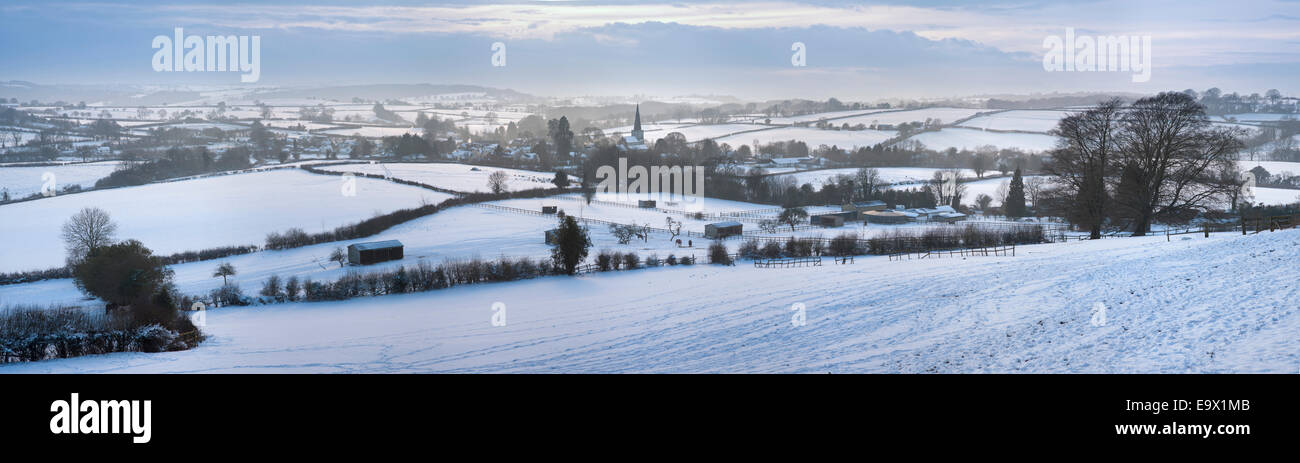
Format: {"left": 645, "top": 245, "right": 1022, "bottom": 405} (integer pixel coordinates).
{"left": 864, "top": 210, "right": 916, "bottom": 224}
{"left": 347, "top": 240, "right": 404, "bottom": 265}
{"left": 704, "top": 221, "right": 743, "bottom": 239}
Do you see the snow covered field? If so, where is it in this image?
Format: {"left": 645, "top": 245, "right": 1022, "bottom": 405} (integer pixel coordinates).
{"left": 317, "top": 162, "right": 572, "bottom": 193}
{"left": 1250, "top": 187, "right": 1300, "bottom": 205}
{"left": 1237, "top": 160, "right": 1300, "bottom": 177}
{"left": 774, "top": 167, "right": 981, "bottom": 188}
{"left": 318, "top": 126, "right": 422, "bottom": 138}
{"left": 0, "top": 161, "right": 123, "bottom": 197}
{"left": 957, "top": 110, "right": 1073, "bottom": 133}
{"left": 904, "top": 127, "right": 1059, "bottom": 152}
{"left": 638, "top": 124, "right": 767, "bottom": 143}
{"left": 713, "top": 127, "right": 896, "bottom": 149}
{"left": 0, "top": 169, "right": 446, "bottom": 273}
{"left": 834, "top": 107, "right": 991, "bottom": 127}
{"left": 6, "top": 228, "right": 1296, "bottom": 373}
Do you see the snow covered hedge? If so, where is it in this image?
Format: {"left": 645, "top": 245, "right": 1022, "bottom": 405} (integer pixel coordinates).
{"left": 0, "top": 306, "right": 203, "bottom": 363}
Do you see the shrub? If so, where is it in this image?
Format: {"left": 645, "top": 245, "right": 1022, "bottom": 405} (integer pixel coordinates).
{"left": 828, "top": 233, "right": 862, "bottom": 256}
{"left": 211, "top": 282, "right": 247, "bottom": 307}
{"left": 597, "top": 250, "right": 615, "bottom": 271}
{"left": 738, "top": 239, "right": 761, "bottom": 259}
{"left": 260, "top": 275, "right": 284, "bottom": 301}
{"left": 622, "top": 252, "right": 640, "bottom": 270}
{"left": 761, "top": 241, "right": 783, "bottom": 258}
{"left": 708, "top": 242, "right": 732, "bottom": 265}
{"left": 645, "top": 254, "right": 660, "bottom": 267}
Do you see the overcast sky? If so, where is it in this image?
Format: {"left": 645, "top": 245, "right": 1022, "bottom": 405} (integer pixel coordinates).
{"left": 3, "top": 0, "right": 1298, "bottom": 100}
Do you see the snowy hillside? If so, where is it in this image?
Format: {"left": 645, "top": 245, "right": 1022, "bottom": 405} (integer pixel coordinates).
{"left": 5, "top": 229, "right": 1296, "bottom": 373}
{"left": 0, "top": 170, "right": 447, "bottom": 272}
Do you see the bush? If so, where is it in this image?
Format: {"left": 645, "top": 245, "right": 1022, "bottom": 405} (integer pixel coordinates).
{"left": 211, "top": 282, "right": 248, "bottom": 307}
{"left": 622, "top": 252, "right": 640, "bottom": 270}
{"left": 738, "top": 239, "right": 761, "bottom": 259}
{"left": 666, "top": 254, "right": 678, "bottom": 265}
{"left": 596, "top": 250, "right": 615, "bottom": 271}
{"left": 761, "top": 241, "right": 783, "bottom": 258}
{"left": 260, "top": 275, "right": 284, "bottom": 301}
{"left": 73, "top": 239, "right": 174, "bottom": 307}
{"left": 708, "top": 242, "right": 732, "bottom": 265}
{"left": 828, "top": 233, "right": 862, "bottom": 256}
{"left": 645, "top": 254, "right": 660, "bottom": 267}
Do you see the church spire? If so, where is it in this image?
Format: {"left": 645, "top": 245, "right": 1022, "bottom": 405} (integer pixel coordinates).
{"left": 632, "top": 104, "right": 644, "bottom": 141}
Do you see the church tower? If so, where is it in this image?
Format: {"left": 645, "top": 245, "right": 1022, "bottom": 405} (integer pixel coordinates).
{"left": 631, "top": 104, "right": 644, "bottom": 142}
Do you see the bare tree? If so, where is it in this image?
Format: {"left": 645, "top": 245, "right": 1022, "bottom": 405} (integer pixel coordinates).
{"left": 60, "top": 207, "right": 118, "bottom": 263}
{"left": 665, "top": 217, "right": 682, "bottom": 242}
{"left": 1046, "top": 98, "right": 1123, "bottom": 239}
{"left": 329, "top": 247, "right": 347, "bottom": 267}
{"left": 1111, "top": 92, "right": 1242, "bottom": 235}
{"left": 854, "top": 167, "right": 883, "bottom": 200}
{"left": 213, "top": 262, "right": 237, "bottom": 285}
{"left": 487, "top": 170, "right": 509, "bottom": 194}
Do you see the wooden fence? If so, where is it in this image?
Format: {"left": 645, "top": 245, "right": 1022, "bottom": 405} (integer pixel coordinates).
{"left": 753, "top": 256, "right": 823, "bottom": 268}
{"left": 888, "top": 244, "right": 1016, "bottom": 261}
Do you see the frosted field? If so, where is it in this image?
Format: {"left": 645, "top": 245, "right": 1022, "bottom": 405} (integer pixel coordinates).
{"left": 640, "top": 124, "right": 767, "bottom": 143}
{"left": 713, "top": 127, "right": 896, "bottom": 149}
{"left": 603, "top": 123, "right": 694, "bottom": 138}
{"left": 0, "top": 169, "right": 447, "bottom": 273}
{"left": 957, "top": 110, "right": 1073, "bottom": 133}
{"left": 1215, "top": 113, "right": 1300, "bottom": 123}
{"left": 0, "top": 203, "right": 738, "bottom": 308}
{"left": 318, "top": 162, "right": 573, "bottom": 193}
{"left": 319, "top": 126, "right": 422, "bottom": 138}
{"left": 0, "top": 129, "right": 42, "bottom": 146}
{"left": 835, "top": 107, "right": 992, "bottom": 127}
{"left": 760, "top": 110, "right": 887, "bottom": 125}
{"left": 1237, "top": 160, "right": 1300, "bottom": 176}
{"left": 0, "top": 161, "right": 123, "bottom": 197}
{"left": 948, "top": 176, "right": 1052, "bottom": 207}
{"left": 1250, "top": 187, "right": 1300, "bottom": 205}
{"left": 6, "top": 228, "right": 1297, "bottom": 373}
{"left": 259, "top": 120, "right": 343, "bottom": 131}
{"left": 904, "top": 128, "right": 1059, "bottom": 152}
{"left": 775, "top": 167, "right": 981, "bottom": 188}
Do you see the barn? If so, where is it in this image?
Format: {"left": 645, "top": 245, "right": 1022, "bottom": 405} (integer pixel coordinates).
{"left": 638, "top": 200, "right": 657, "bottom": 208}
{"left": 812, "top": 214, "right": 845, "bottom": 227}
{"left": 864, "top": 210, "right": 915, "bottom": 224}
{"left": 347, "top": 240, "right": 404, "bottom": 265}
{"left": 705, "top": 221, "right": 743, "bottom": 239}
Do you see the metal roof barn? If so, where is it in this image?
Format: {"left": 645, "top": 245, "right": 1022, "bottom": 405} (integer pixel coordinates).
{"left": 347, "top": 240, "right": 404, "bottom": 265}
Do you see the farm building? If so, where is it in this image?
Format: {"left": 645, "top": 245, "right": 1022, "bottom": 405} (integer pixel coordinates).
{"left": 812, "top": 214, "right": 846, "bottom": 227}
{"left": 347, "top": 240, "right": 404, "bottom": 265}
{"left": 931, "top": 212, "right": 968, "bottom": 223}
{"left": 705, "top": 221, "right": 743, "bottom": 239}
{"left": 864, "top": 210, "right": 916, "bottom": 224}
{"left": 542, "top": 206, "right": 558, "bottom": 214}
{"left": 910, "top": 206, "right": 966, "bottom": 222}
{"left": 841, "top": 200, "right": 887, "bottom": 213}
{"left": 638, "top": 200, "right": 657, "bottom": 208}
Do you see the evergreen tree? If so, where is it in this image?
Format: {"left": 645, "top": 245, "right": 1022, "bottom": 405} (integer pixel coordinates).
{"left": 1005, "top": 168, "right": 1027, "bottom": 217}
{"left": 551, "top": 215, "right": 591, "bottom": 275}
